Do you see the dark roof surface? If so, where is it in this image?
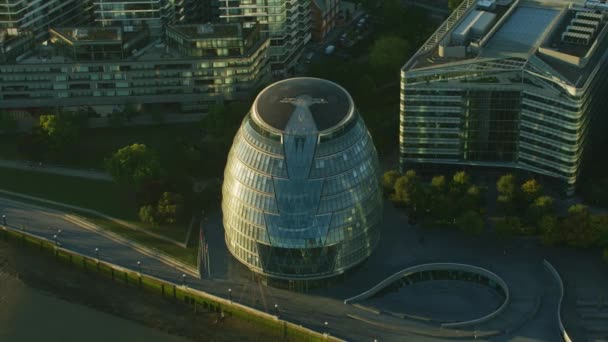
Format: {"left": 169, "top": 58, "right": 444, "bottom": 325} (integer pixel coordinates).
{"left": 254, "top": 78, "right": 352, "bottom": 132}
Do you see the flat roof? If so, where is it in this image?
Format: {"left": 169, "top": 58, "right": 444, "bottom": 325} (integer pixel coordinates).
{"left": 483, "top": 6, "right": 560, "bottom": 57}
{"left": 252, "top": 78, "right": 354, "bottom": 134}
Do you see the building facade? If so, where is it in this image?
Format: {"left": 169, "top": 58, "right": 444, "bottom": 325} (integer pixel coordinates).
{"left": 310, "top": 0, "right": 339, "bottom": 42}
{"left": 400, "top": 0, "right": 608, "bottom": 193}
{"left": 0, "top": 23, "right": 270, "bottom": 111}
{"left": 222, "top": 78, "right": 383, "bottom": 282}
{"left": 217, "top": 0, "right": 312, "bottom": 75}
{"left": 93, "top": 0, "right": 176, "bottom": 35}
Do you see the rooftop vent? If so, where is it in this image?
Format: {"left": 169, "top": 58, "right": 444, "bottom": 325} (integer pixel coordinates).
{"left": 585, "top": 0, "right": 608, "bottom": 12}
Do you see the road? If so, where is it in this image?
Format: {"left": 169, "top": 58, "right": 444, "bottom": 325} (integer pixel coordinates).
{"left": 0, "top": 195, "right": 587, "bottom": 342}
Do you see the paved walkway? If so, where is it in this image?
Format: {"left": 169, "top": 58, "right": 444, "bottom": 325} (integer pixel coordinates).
{"left": 0, "top": 159, "right": 112, "bottom": 181}
{"left": 1, "top": 196, "right": 604, "bottom": 341}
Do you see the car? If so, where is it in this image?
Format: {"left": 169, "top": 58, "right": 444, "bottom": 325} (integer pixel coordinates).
{"left": 304, "top": 52, "right": 314, "bottom": 64}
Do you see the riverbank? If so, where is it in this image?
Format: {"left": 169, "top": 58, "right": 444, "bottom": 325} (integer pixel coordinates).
{"left": 0, "top": 240, "right": 278, "bottom": 341}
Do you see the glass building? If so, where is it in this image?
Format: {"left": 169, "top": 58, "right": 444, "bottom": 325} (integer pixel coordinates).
{"left": 222, "top": 77, "right": 383, "bottom": 280}
{"left": 217, "top": 0, "right": 312, "bottom": 75}
{"left": 400, "top": 0, "right": 608, "bottom": 193}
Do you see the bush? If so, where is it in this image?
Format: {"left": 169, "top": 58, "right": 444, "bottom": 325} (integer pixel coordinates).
{"left": 382, "top": 170, "right": 400, "bottom": 196}
{"left": 139, "top": 205, "right": 157, "bottom": 224}
{"left": 457, "top": 210, "right": 484, "bottom": 235}
{"left": 156, "top": 192, "right": 184, "bottom": 224}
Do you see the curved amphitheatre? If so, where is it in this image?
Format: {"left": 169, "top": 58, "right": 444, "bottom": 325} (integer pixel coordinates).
{"left": 344, "top": 263, "right": 516, "bottom": 339}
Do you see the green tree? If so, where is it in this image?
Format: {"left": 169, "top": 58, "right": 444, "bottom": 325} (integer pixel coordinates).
{"left": 527, "top": 195, "right": 554, "bottom": 227}
{"left": 382, "top": 170, "right": 400, "bottom": 195}
{"left": 540, "top": 215, "right": 560, "bottom": 246}
{"left": 370, "top": 35, "right": 409, "bottom": 78}
{"left": 591, "top": 214, "right": 608, "bottom": 247}
{"left": 449, "top": 0, "right": 466, "bottom": 12}
{"left": 495, "top": 216, "right": 522, "bottom": 240}
{"left": 431, "top": 175, "right": 446, "bottom": 191}
{"left": 562, "top": 205, "right": 598, "bottom": 248}
{"left": 138, "top": 205, "right": 157, "bottom": 224}
{"left": 156, "top": 192, "right": 184, "bottom": 224}
{"left": 497, "top": 173, "right": 517, "bottom": 213}
{"left": 393, "top": 170, "right": 422, "bottom": 209}
{"left": 521, "top": 178, "right": 542, "bottom": 202}
{"left": 457, "top": 210, "right": 484, "bottom": 235}
{"left": 39, "top": 113, "right": 81, "bottom": 156}
{"left": 105, "top": 143, "right": 161, "bottom": 189}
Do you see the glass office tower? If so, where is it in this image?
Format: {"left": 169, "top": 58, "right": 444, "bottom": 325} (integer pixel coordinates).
{"left": 400, "top": 0, "right": 608, "bottom": 193}
{"left": 222, "top": 78, "right": 383, "bottom": 281}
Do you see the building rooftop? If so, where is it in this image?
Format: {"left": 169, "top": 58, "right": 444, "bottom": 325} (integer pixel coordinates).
{"left": 252, "top": 78, "right": 354, "bottom": 134}
{"left": 52, "top": 27, "right": 123, "bottom": 43}
{"left": 402, "top": 0, "right": 608, "bottom": 87}
{"left": 482, "top": 6, "right": 560, "bottom": 57}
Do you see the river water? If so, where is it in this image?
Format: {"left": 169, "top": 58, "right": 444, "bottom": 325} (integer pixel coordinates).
{"left": 0, "top": 269, "right": 186, "bottom": 342}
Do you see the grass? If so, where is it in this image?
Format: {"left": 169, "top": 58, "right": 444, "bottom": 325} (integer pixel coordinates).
{"left": 0, "top": 167, "right": 137, "bottom": 219}
{"left": 0, "top": 168, "right": 196, "bottom": 265}
{"left": 0, "top": 123, "right": 203, "bottom": 172}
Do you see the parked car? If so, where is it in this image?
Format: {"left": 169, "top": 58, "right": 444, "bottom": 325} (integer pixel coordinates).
{"left": 325, "top": 45, "right": 336, "bottom": 55}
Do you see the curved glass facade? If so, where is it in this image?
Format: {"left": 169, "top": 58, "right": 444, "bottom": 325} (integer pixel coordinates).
{"left": 222, "top": 78, "right": 383, "bottom": 280}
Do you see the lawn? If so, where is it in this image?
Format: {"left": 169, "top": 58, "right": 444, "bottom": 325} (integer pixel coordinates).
{"left": 0, "top": 167, "right": 192, "bottom": 250}
{"left": 0, "top": 167, "right": 136, "bottom": 219}
{"left": 0, "top": 123, "right": 204, "bottom": 173}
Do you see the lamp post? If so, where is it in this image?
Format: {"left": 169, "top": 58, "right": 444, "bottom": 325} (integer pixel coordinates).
{"left": 324, "top": 321, "right": 329, "bottom": 338}
{"left": 53, "top": 234, "right": 58, "bottom": 246}
{"left": 274, "top": 304, "right": 279, "bottom": 317}
{"left": 137, "top": 261, "right": 142, "bottom": 274}
{"left": 94, "top": 248, "right": 99, "bottom": 260}
{"left": 228, "top": 288, "right": 232, "bottom": 302}
{"left": 2, "top": 214, "right": 6, "bottom": 225}
{"left": 182, "top": 273, "right": 187, "bottom": 287}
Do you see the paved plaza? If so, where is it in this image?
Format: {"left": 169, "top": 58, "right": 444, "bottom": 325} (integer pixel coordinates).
{"left": 1, "top": 196, "right": 607, "bottom": 341}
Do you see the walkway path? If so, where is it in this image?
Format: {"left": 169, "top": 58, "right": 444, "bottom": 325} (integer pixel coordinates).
{"left": 0, "top": 159, "right": 112, "bottom": 181}
{"left": 1, "top": 195, "right": 600, "bottom": 341}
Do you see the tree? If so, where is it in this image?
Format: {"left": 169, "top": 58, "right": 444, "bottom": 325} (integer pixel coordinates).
{"left": 449, "top": 0, "right": 465, "bottom": 12}
{"left": 457, "top": 210, "right": 484, "bottom": 235}
{"left": 527, "top": 195, "right": 554, "bottom": 227}
{"left": 497, "top": 174, "right": 518, "bottom": 213}
{"left": 451, "top": 171, "right": 470, "bottom": 194}
{"left": 561, "top": 205, "right": 598, "bottom": 248}
{"left": 540, "top": 215, "right": 560, "bottom": 246}
{"left": 495, "top": 216, "right": 522, "bottom": 240}
{"left": 431, "top": 175, "right": 446, "bottom": 191}
{"left": 39, "top": 113, "right": 81, "bottom": 156}
{"left": 591, "top": 214, "right": 608, "bottom": 248}
{"left": 139, "top": 205, "right": 157, "bottom": 224}
{"left": 105, "top": 143, "right": 161, "bottom": 189}
{"left": 521, "top": 179, "right": 542, "bottom": 202}
{"left": 382, "top": 170, "right": 400, "bottom": 195}
{"left": 156, "top": 192, "right": 184, "bottom": 224}
{"left": 370, "top": 35, "right": 409, "bottom": 78}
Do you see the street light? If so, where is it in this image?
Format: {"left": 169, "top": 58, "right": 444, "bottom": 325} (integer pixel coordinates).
{"left": 274, "top": 304, "right": 279, "bottom": 317}
{"left": 324, "top": 321, "right": 329, "bottom": 337}
{"left": 2, "top": 214, "right": 6, "bottom": 225}
{"left": 53, "top": 234, "right": 58, "bottom": 246}
{"left": 228, "top": 288, "right": 232, "bottom": 302}
{"left": 137, "top": 261, "right": 142, "bottom": 274}
{"left": 94, "top": 248, "right": 99, "bottom": 260}
{"left": 181, "top": 273, "right": 187, "bottom": 286}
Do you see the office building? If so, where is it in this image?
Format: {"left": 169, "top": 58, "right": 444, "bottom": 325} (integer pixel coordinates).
{"left": 311, "top": 0, "right": 340, "bottom": 42}
{"left": 400, "top": 0, "right": 608, "bottom": 193}
{"left": 217, "top": 0, "right": 312, "bottom": 75}
{"left": 0, "top": 23, "right": 270, "bottom": 112}
{"left": 222, "top": 78, "right": 383, "bottom": 282}
{"left": 93, "top": 0, "right": 176, "bottom": 35}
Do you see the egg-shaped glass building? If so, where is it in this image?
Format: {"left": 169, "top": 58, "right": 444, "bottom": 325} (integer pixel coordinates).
{"left": 222, "top": 77, "right": 382, "bottom": 280}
